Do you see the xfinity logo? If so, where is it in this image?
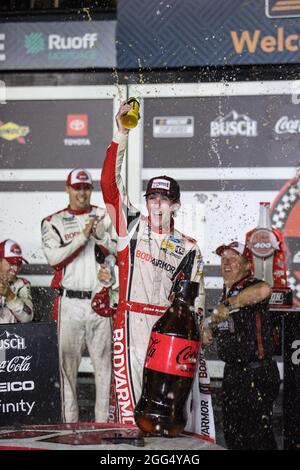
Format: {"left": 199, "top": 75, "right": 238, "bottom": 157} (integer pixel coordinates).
{"left": 210, "top": 111, "right": 257, "bottom": 137}
{"left": 275, "top": 116, "right": 300, "bottom": 134}
{"left": 49, "top": 33, "right": 97, "bottom": 50}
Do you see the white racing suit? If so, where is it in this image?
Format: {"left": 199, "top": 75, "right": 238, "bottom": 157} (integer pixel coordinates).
{"left": 101, "top": 133, "right": 215, "bottom": 441}
{"left": 0, "top": 277, "right": 33, "bottom": 324}
{"left": 41, "top": 205, "right": 117, "bottom": 423}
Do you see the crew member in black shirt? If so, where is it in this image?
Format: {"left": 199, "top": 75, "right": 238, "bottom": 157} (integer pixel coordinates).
{"left": 204, "top": 241, "right": 280, "bottom": 450}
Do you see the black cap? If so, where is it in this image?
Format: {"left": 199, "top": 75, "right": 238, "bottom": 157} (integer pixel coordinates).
{"left": 144, "top": 175, "right": 180, "bottom": 202}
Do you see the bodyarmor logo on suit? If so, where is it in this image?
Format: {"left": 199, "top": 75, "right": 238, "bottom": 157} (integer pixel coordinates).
{"left": 136, "top": 250, "right": 175, "bottom": 274}
{"left": 65, "top": 231, "right": 81, "bottom": 241}
{"left": 112, "top": 329, "right": 135, "bottom": 425}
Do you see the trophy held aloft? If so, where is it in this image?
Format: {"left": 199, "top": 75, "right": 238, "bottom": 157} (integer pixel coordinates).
{"left": 245, "top": 202, "right": 293, "bottom": 308}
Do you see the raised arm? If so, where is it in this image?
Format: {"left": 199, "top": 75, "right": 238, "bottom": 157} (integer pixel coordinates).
{"left": 101, "top": 102, "right": 140, "bottom": 237}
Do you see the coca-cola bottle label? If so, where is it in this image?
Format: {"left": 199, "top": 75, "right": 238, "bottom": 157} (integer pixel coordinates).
{"left": 144, "top": 332, "right": 200, "bottom": 377}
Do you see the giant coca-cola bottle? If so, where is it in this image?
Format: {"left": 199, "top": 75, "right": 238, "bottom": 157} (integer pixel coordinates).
{"left": 134, "top": 279, "right": 201, "bottom": 437}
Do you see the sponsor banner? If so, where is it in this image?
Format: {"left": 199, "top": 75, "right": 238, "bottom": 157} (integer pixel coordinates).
{"left": 0, "top": 322, "right": 61, "bottom": 425}
{"left": 0, "top": 21, "right": 116, "bottom": 70}
{"left": 0, "top": 99, "right": 113, "bottom": 169}
{"left": 153, "top": 117, "right": 194, "bottom": 138}
{"left": 144, "top": 94, "right": 300, "bottom": 169}
{"left": 118, "top": 0, "right": 300, "bottom": 68}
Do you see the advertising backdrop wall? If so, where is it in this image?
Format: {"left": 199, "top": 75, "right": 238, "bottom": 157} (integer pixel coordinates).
{"left": 1, "top": 81, "right": 300, "bottom": 309}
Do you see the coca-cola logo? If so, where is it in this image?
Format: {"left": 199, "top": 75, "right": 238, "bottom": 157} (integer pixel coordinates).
{"left": 0, "top": 355, "right": 32, "bottom": 373}
{"left": 176, "top": 346, "right": 198, "bottom": 367}
{"left": 146, "top": 336, "right": 160, "bottom": 360}
{"left": 274, "top": 116, "right": 300, "bottom": 134}
{"left": 247, "top": 228, "right": 279, "bottom": 258}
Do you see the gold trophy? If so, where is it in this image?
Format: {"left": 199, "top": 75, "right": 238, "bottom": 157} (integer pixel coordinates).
{"left": 121, "top": 97, "right": 140, "bottom": 129}
{"left": 245, "top": 202, "right": 293, "bottom": 308}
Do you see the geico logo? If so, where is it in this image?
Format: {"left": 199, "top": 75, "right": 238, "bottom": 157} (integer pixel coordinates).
{"left": 231, "top": 27, "right": 300, "bottom": 54}
{"left": 0, "top": 381, "right": 34, "bottom": 392}
{"left": 291, "top": 340, "right": 300, "bottom": 365}
{"left": 253, "top": 242, "right": 272, "bottom": 249}
{"left": 48, "top": 33, "right": 98, "bottom": 50}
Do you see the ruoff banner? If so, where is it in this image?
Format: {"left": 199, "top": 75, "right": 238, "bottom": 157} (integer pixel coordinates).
{"left": 0, "top": 21, "right": 116, "bottom": 70}
{"left": 0, "top": 322, "right": 61, "bottom": 425}
{"left": 117, "top": 0, "right": 300, "bottom": 68}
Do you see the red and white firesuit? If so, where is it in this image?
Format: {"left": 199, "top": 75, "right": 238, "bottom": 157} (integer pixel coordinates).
{"left": 101, "top": 133, "right": 215, "bottom": 441}
{"left": 0, "top": 277, "right": 33, "bottom": 324}
{"left": 41, "top": 205, "right": 116, "bottom": 423}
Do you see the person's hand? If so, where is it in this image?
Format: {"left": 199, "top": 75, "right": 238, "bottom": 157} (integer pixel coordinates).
{"left": 98, "top": 265, "right": 112, "bottom": 283}
{"left": 0, "top": 277, "right": 8, "bottom": 296}
{"left": 0, "top": 276, "right": 15, "bottom": 301}
{"left": 201, "top": 327, "right": 214, "bottom": 347}
{"left": 93, "top": 215, "right": 106, "bottom": 240}
{"left": 116, "top": 101, "right": 132, "bottom": 135}
{"left": 83, "top": 217, "right": 97, "bottom": 240}
{"left": 211, "top": 303, "right": 230, "bottom": 325}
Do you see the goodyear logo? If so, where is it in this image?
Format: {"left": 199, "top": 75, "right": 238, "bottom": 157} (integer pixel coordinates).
{"left": 0, "top": 121, "right": 29, "bottom": 143}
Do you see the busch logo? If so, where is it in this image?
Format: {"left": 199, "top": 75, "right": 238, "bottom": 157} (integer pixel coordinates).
{"left": 275, "top": 116, "right": 300, "bottom": 134}
{"left": 0, "top": 332, "right": 25, "bottom": 351}
{"left": 210, "top": 110, "right": 257, "bottom": 137}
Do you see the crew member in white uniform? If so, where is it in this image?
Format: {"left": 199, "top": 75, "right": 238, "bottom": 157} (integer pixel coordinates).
{"left": 41, "top": 168, "right": 117, "bottom": 423}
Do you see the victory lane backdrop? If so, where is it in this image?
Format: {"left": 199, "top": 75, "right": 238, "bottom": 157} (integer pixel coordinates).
{"left": 0, "top": 321, "right": 61, "bottom": 425}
